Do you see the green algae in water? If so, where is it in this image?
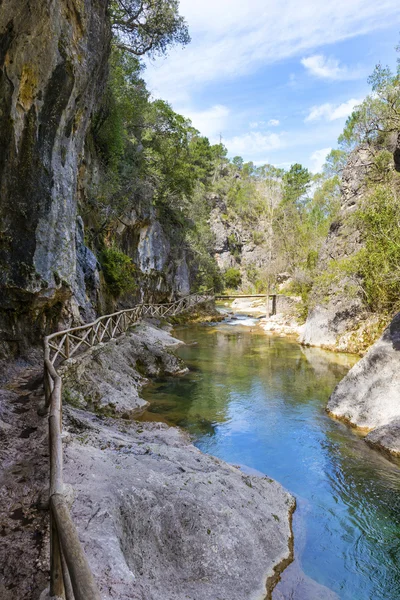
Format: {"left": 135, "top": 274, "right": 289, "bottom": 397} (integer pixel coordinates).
{"left": 139, "top": 324, "right": 400, "bottom": 600}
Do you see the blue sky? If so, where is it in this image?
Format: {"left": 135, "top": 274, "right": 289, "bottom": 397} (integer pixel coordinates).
{"left": 144, "top": 0, "right": 400, "bottom": 173}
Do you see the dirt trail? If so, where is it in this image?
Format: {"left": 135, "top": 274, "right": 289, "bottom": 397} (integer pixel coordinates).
{"left": 0, "top": 360, "right": 49, "bottom": 599}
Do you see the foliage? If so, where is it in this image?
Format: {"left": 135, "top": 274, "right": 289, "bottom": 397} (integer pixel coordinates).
{"left": 282, "top": 163, "right": 312, "bottom": 207}
{"left": 99, "top": 246, "right": 137, "bottom": 297}
{"left": 354, "top": 182, "right": 400, "bottom": 313}
{"left": 323, "top": 149, "right": 348, "bottom": 178}
{"left": 338, "top": 49, "right": 400, "bottom": 152}
{"left": 90, "top": 46, "right": 227, "bottom": 292}
{"left": 223, "top": 267, "right": 242, "bottom": 290}
{"left": 110, "top": 0, "right": 190, "bottom": 56}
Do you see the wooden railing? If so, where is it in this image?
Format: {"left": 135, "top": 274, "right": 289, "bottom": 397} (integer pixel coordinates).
{"left": 42, "top": 290, "right": 213, "bottom": 599}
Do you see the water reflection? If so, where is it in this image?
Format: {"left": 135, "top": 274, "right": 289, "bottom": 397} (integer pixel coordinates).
{"left": 139, "top": 324, "right": 400, "bottom": 600}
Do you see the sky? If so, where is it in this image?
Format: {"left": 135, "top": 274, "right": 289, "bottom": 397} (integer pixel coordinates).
{"left": 144, "top": 0, "right": 400, "bottom": 173}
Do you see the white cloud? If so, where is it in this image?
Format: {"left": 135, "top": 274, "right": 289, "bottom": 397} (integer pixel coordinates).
{"left": 301, "top": 54, "right": 363, "bottom": 80}
{"left": 225, "top": 131, "right": 284, "bottom": 157}
{"left": 145, "top": 0, "right": 400, "bottom": 103}
{"left": 305, "top": 98, "right": 363, "bottom": 122}
{"left": 249, "top": 119, "right": 280, "bottom": 129}
{"left": 310, "top": 147, "right": 332, "bottom": 173}
{"left": 184, "top": 104, "right": 230, "bottom": 140}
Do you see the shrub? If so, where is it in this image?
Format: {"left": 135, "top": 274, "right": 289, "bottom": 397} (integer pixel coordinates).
{"left": 99, "top": 246, "right": 137, "bottom": 297}
{"left": 224, "top": 267, "right": 242, "bottom": 289}
{"left": 252, "top": 231, "right": 265, "bottom": 245}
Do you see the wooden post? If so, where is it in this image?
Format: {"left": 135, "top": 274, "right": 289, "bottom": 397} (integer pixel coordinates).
{"left": 50, "top": 513, "right": 65, "bottom": 598}
{"left": 109, "top": 318, "right": 113, "bottom": 339}
{"left": 51, "top": 494, "right": 101, "bottom": 600}
{"left": 272, "top": 294, "right": 277, "bottom": 316}
{"left": 61, "top": 545, "right": 75, "bottom": 600}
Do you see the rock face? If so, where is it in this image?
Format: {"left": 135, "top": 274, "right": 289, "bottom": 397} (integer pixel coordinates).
{"left": 301, "top": 146, "right": 371, "bottom": 351}
{"left": 0, "top": 0, "right": 110, "bottom": 355}
{"left": 0, "top": 2, "right": 192, "bottom": 358}
{"left": 327, "top": 312, "right": 400, "bottom": 456}
{"left": 208, "top": 194, "right": 272, "bottom": 286}
{"left": 63, "top": 408, "right": 295, "bottom": 600}
{"left": 115, "top": 202, "right": 192, "bottom": 303}
{"left": 61, "top": 322, "right": 187, "bottom": 417}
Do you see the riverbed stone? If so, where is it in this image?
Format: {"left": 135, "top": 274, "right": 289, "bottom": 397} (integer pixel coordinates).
{"left": 63, "top": 407, "right": 295, "bottom": 600}
{"left": 60, "top": 322, "right": 187, "bottom": 417}
{"left": 327, "top": 312, "right": 400, "bottom": 455}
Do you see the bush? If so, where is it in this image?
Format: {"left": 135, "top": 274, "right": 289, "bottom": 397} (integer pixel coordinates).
{"left": 252, "top": 231, "right": 265, "bottom": 245}
{"left": 224, "top": 267, "right": 242, "bottom": 289}
{"left": 99, "top": 246, "right": 137, "bottom": 297}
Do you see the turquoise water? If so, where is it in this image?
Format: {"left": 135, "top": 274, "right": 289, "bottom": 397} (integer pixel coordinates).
{"left": 139, "top": 319, "right": 400, "bottom": 600}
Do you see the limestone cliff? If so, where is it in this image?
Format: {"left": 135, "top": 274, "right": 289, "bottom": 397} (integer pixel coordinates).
{"left": 208, "top": 192, "right": 273, "bottom": 287}
{"left": 0, "top": 0, "right": 110, "bottom": 355}
{"left": 0, "top": 1, "right": 193, "bottom": 357}
{"left": 301, "top": 146, "right": 372, "bottom": 352}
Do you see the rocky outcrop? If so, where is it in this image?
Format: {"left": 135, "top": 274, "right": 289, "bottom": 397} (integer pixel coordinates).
{"left": 62, "top": 407, "right": 295, "bottom": 600}
{"left": 60, "top": 322, "right": 187, "bottom": 417}
{"left": 208, "top": 193, "right": 272, "bottom": 285}
{"left": 327, "top": 312, "right": 400, "bottom": 457}
{"left": 0, "top": 0, "right": 110, "bottom": 355}
{"left": 0, "top": 2, "right": 193, "bottom": 357}
{"left": 301, "top": 146, "right": 371, "bottom": 351}
{"left": 114, "top": 201, "right": 191, "bottom": 303}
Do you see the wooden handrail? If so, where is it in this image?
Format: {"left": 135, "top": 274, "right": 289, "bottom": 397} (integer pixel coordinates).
{"left": 43, "top": 289, "right": 214, "bottom": 598}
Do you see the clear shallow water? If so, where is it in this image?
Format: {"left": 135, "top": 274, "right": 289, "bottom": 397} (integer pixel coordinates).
{"left": 139, "top": 321, "right": 400, "bottom": 600}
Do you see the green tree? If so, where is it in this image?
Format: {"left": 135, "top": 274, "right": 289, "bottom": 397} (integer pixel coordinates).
{"left": 232, "top": 156, "right": 244, "bottom": 171}
{"left": 323, "top": 149, "right": 348, "bottom": 178}
{"left": 224, "top": 267, "right": 242, "bottom": 290}
{"left": 282, "top": 163, "right": 312, "bottom": 207}
{"left": 355, "top": 183, "right": 400, "bottom": 314}
{"left": 110, "top": 0, "right": 190, "bottom": 56}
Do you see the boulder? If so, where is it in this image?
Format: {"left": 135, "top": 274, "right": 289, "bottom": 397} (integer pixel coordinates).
{"left": 63, "top": 408, "right": 295, "bottom": 600}
{"left": 60, "top": 322, "right": 186, "bottom": 418}
{"left": 327, "top": 313, "right": 400, "bottom": 456}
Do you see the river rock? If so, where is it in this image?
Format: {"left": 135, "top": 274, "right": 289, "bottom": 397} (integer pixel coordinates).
{"left": 62, "top": 407, "right": 295, "bottom": 600}
{"left": 327, "top": 312, "right": 400, "bottom": 456}
{"left": 60, "top": 322, "right": 186, "bottom": 417}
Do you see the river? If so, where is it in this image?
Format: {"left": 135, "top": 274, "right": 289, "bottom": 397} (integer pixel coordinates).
{"left": 139, "top": 313, "right": 400, "bottom": 600}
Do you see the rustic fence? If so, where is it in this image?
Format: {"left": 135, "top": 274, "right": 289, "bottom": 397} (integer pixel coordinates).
{"left": 42, "top": 290, "right": 214, "bottom": 599}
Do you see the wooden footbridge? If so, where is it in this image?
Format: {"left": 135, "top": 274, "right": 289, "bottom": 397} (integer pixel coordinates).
{"left": 216, "top": 293, "right": 278, "bottom": 316}
{"left": 42, "top": 290, "right": 213, "bottom": 599}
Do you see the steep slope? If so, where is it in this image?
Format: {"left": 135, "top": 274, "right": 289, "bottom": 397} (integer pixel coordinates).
{"left": 0, "top": 0, "right": 110, "bottom": 355}
{"left": 301, "top": 146, "right": 371, "bottom": 351}
{"left": 0, "top": 2, "right": 194, "bottom": 358}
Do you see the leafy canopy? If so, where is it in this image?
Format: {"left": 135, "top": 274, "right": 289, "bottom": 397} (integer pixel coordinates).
{"left": 110, "top": 0, "right": 190, "bottom": 56}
